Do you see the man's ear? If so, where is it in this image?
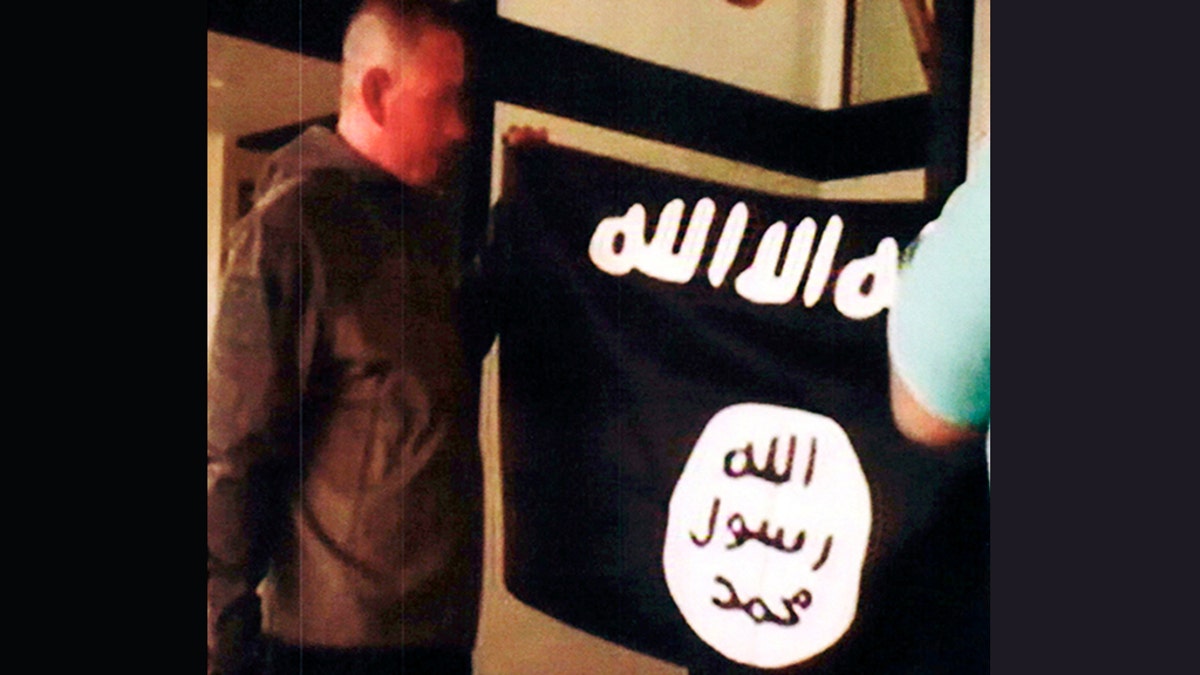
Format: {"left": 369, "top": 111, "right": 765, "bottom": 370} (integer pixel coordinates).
{"left": 361, "top": 67, "right": 391, "bottom": 127}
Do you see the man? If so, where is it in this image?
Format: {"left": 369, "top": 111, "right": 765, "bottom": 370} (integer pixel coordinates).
{"left": 207, "top": 2, "right": 482, "bottom": 673}
{"left": 888, "top": 139, "right": 991, "bottom": 475}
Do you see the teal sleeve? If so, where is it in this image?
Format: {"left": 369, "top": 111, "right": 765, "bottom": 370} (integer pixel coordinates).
{"left": 888, "top": 146, "right": 990, "bottom": 428}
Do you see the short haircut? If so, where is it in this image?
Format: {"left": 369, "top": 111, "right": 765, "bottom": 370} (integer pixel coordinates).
{"left": 339, "top": 0, "right": 462, "bottom": 112}
{"left": 345, "top": 0, "right": 461, "bottom": 51}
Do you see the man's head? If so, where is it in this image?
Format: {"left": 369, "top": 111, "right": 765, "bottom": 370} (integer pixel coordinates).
{"left": 336, "top": 0, "right": 467, "bottom": 188}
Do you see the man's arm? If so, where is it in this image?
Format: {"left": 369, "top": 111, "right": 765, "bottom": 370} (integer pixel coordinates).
{"left": 889, "top": 368, "right": 983, "bottom": 448}
{"left": 207, "top": 212, "right": 306, "bottom": 674}
{"left": 457, "top": 126, "right": 552, "bottom": 364}
{"left": 887, "top": 145, "right": 990, "bottom": 449}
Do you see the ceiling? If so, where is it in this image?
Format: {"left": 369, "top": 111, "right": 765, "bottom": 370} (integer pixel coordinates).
{"left": 206, "top": 30, "right": 341, "bottom": 142}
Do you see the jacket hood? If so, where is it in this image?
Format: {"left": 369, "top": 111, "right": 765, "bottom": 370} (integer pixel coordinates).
{"left": 252, "top": 126, "right": 397, "bottom": 202}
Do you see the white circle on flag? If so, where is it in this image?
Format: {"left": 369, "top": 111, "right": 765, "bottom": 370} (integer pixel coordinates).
{"left": 662, "top": 403, "right": 872, "bottom": 668}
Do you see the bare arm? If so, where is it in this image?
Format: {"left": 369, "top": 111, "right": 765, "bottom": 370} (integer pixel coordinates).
{"left": 889, "top": 367, "right": 983, "bottom": 448}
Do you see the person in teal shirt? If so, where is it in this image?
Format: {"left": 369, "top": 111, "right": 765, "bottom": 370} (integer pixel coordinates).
{"left": 888, "top": 140, "right": 990, "bottom": 478}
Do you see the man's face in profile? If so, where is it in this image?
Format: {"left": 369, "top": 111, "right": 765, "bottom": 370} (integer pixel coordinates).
{"left": 382, "top": 23, "right": 467, "bottom": 188}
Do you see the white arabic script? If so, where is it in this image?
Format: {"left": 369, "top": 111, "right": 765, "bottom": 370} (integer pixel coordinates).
{"left": 588, "top": 198, "right": 898, "bottom": 320}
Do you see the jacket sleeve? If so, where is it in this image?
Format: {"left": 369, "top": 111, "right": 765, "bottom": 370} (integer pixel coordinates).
{"left": 458, "top": 215, "right": 506, "bottom": 365}
{"left": 458, "top": 159, "right": 526, "bottom": 365}
{"left": 207, "top": 201, "right": 311, "bottom": 674}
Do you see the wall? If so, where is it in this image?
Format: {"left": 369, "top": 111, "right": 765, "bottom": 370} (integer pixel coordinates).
{"left": 849, "top": 0, "right": 990, "bottom": 171}
{"left": 969, "top": 0, "right": 990, "bottom": 171}
{"left": 207, "top": 131, "right": 226, "bottom": 362}
{"left": 499, "top": 0, "right": 847, "bottom": 109}
{"left": 848, "top": 0, "right": 929, "bottom": 105}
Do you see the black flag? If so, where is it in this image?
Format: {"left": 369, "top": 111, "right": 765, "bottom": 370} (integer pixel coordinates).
{"left": 492, "top": 143, "right": 988, "bottom": 673}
